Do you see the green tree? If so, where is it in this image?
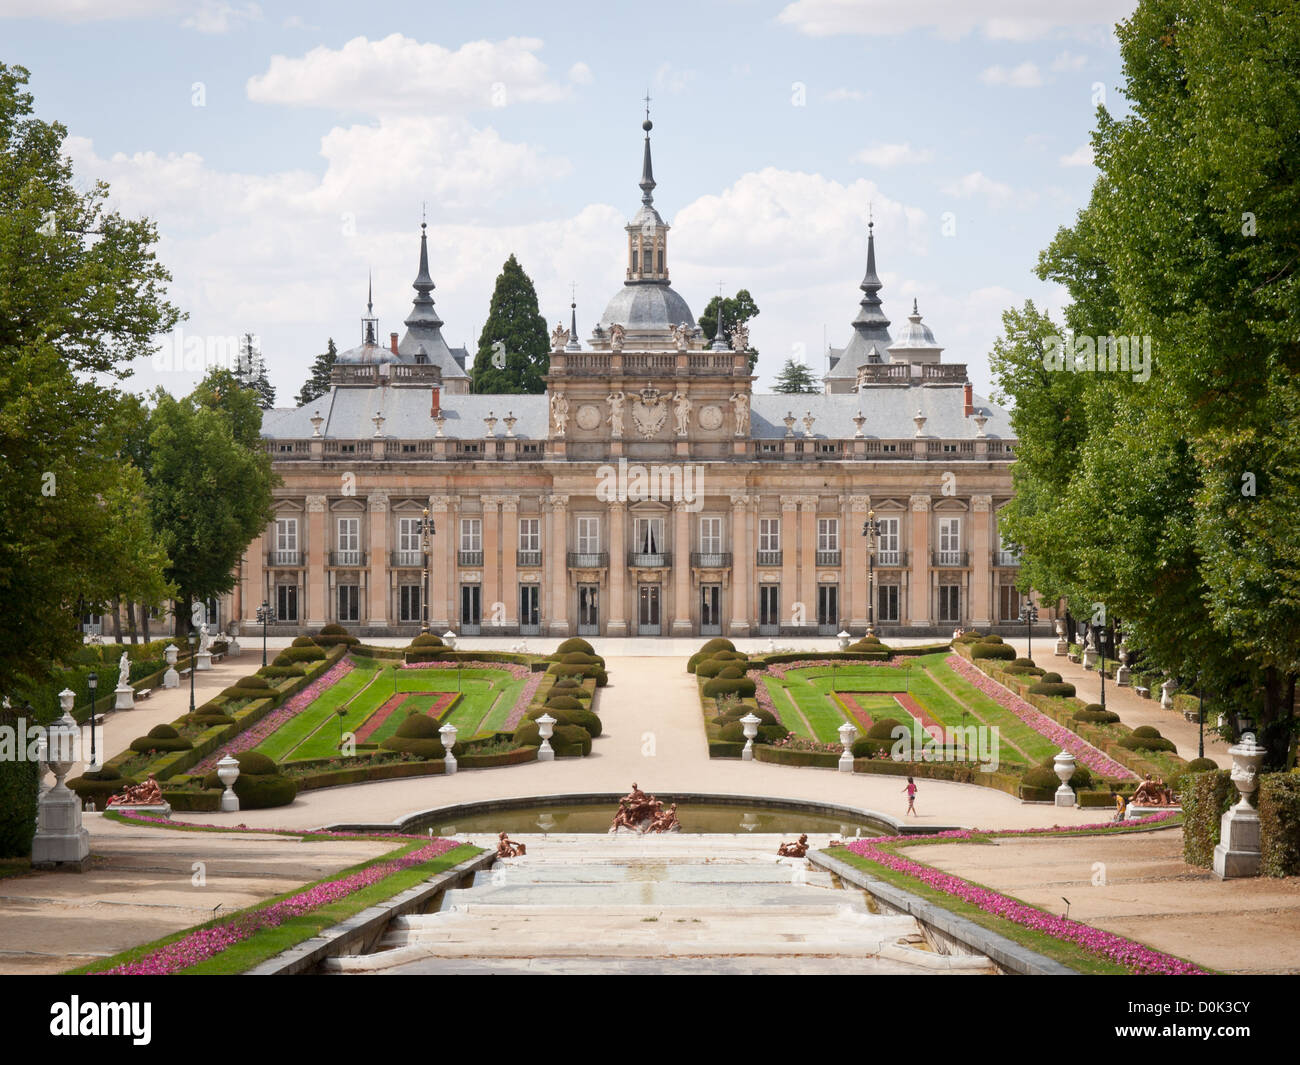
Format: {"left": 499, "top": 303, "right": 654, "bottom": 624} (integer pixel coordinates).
{"left": 0, "top": 63, "right": 180, "bottom": 695}
{"left": 146, "top": 369, "right": 276, "bottom": 637}
{"left": 993, "top": 0, "right": 1300, "bottom": 767}
{"left": 772, "top": 357, "right": 819, "bottom": 394}
{"left": 699, "top": 289, "right": 760, "bottom": 372}
{"left": 471, "top": 255, "right": 548, "bottom": 394}
{"left": 296, "top": 337, "right": 337, "bottom": 407}
{"left": 236, "top": 333, "right": 276, "bottom": 409}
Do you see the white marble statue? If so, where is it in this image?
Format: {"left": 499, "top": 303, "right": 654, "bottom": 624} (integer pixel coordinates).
{"left": 606, "top": 391, "right": 625, "bottom": 439}
{"left": 198, "top": 624, "right": 211, "bottom": 654}
{"left": 671, "top": 322, "right": 691, "bottom": 352}
{"left": 802, "top": 411, "right": 816, "bottom": 438}
{"left": 117, "top": 652, "right": 130, "bottom": 689}
{"left": 730, "top": 392, "right": 750, "bottom": 435}
{"left": 609, "top": 323, "right": 626, "bottom": 352}
{"left": 550, "top": 392, "right": 569, "bottom": 436}
{"left": 731, "top": 323, "right": 749, "bottom": 352}
{"left": 550, "top": 323, "right": 570, "bottom": 352}
{"left": 673, "top": 391, "right": 692, "bottom": 436}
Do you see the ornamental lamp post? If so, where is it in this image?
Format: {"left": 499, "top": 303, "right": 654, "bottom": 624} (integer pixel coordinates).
{"left": 420, "top": 507, "right": 436, "bottom": 635}
{"left": 861, "top": 510, "right": 881, "bottom": 637}
{"left": 86, "top": 672, "right": 98, "bottom": 772}
{"left": 257, "top": 599, "right": 271, "bottom": 666}
{"left": 1019, "top": 600, "right": 1038, "bottom": 662}
{"left": 1097, "top": 629, "right": 1108, "bottom": 713}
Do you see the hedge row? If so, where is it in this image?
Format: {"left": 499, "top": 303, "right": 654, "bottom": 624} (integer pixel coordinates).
{"left": 1180, "top": 769, "right": 1236, "bottom": 867}
{"left": 754, "top": 746, "right": 841, "bottom": 769}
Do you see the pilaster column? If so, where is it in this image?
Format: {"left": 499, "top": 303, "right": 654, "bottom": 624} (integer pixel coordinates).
{"left": 429, "top": 495, "right": 452, "bottom": 630}
{"left": 799, "top": 495, "right": 818, "bottom": 628}
{"left": 780, "top": 495, "right": 799, "bottom": 630}
{"left": 847, "top": 495, "right": 871, "bottom": 630}
{"left": 305, "top": 495, "right": 327, "bottom": 627}
{"left": 500, "top": 496, "right": 519, "bottom": 626}
{"left": 366, "top": 492, "right": 389, "bottom": 627}
{"left": 728, "top": 494, "right": 752, "bottom": 635}
{"left": 244, "top": 529, "right": 265, "bottom": 628}
{"left": 607, "top": 501, "right": 628, "bottom": 635}
{"left": 671, "top": 499, "right": 693, "bottom": 634}
{"left": 971, "top": 495, "right": 993, "bottom": 628}
{"left": 548, "top": 494, "right": 569, "bottom": 635}
{"left": 909, "top": 494, "right": 930, "bottom": 628}
{"left": 481, "top": 495, "right": 501, "bottom": 626}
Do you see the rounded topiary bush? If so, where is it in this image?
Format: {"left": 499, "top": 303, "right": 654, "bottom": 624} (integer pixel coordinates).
{"left": 553, "top": 675, "right": 581, "bottom": 689}
{"left": 710, "top": 650, "right": 749, "bottom": 663}
{"left": 851, "top": 736, "right": 892, "bottom": 758}
{"left": 1028, "top": 681, "right": 1077, "bottom": 697}
{"left": 235, "top": 775, "right": 299, "bottom": 809}
{"left": 69, "top": 765, "right": 130, "bottom": 804}
{"left": 561, "top": 651, "right": 599, "bottom": 665}
{"left": 315, "top": 624, "right": 360, "bottom": 648}
{"left": 259, "top": 665, "right": 305, "bottom": 679}
{"left": 410, "top": 633, "right": 445, "bottom": 648}
{"left": 554, "top": 707, "right": 602, "bottom": 739}
{"left": 748, "top": 707, "right": 778, "bottom": 727}
{"left": 235, "top": 751, "right": 278, "bottom": 776}
{"left": 1022, "top": 766, "right": 1063, "bottom": 791}
{"left": 716, "top": 665, "right": 744, "bottom": 680}
{"left": 129, "top": 724, "right": 192, "bottom": 753}
{"left": 556, "top": 637, "right": 596, "bottom": 656}
{"left": 695, "top": 658, "right": 729, "bottom": 679}
{"left": 395, "top": 714, "right": 441, "bottom": 739}
{"left": 550, "top": 723, "right": 591, "bottom": 757}
{"left": 698, "top": 637, "right": 735, "bottom": 655}
{"left": 1011, "top": 658, "right": 1036, "bottom": 669}
{"left": 279, "top": 646, "right": 326, "bottom": 663}
{"left": 1075, "top": 708, "right": 1120, "bottom": 724}
{"left": 978, "top": 634, "right": 1004, "bottom": 644}
{"left": 867, "top": 717, "right": 906, "bottom": 740}
{"left": 1041, "top": 672, "right": 1062, "bottom": 684}
{"left": 379, "top": 714, "right": 446, "bottom": 758}
{"left": 1036, "top": 757, "right": 1093, "bottom": 790}
{"left": 1119, "top": 731, "right": 1177, "bottom": 753}
{"left": 149, "top": 724, "right": 179, "bottom": 739}
{"left": 1132, "top": 725, "right": 1161, "bottom": 738}
{"left": 701, "top": 676, "right": 756, "bottom": 699}
{"left": 1185, "top": 757, "right": 1219, "bottom": 773}
{"left": 717, "top": 721, "right": 759, "bottom": 744}
{"left": 543, "top": 695, "right": 584, "bottom": 712}
{"left": 291, "top": 635, "right": 318, "bottom": 648}
{"left": 190, "top": 712, "right": 236, "bottom": 728}
{"left": 235, "top": 675, "right": 271, "bottom": 690}
{"left": 971, "top": 643, "right": 1017, "bottom": 661}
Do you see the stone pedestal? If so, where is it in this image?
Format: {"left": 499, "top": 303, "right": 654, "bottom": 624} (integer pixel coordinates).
{"left": 113, "top": 685, "right": 135, "bottom": 711}
{"left": 1055, "top": 787, "right": 1076, "bottom": 807}
{"left": 109, "top": 802, "right": 172, "bottom": 818}
{"left": 1054, "top": 637, "right": 1068, "bottom": 656}
{"left": 1213, "top": 806, "right": 1261, "bottom": 879}
{"left": 227, "top": 634, "right": 241, "bottom": 656}
{"left": 162, "top": 644, "right": 179, "bottom": 689}
{"left": 1081, "top": 648, "right": 1097, "bottom": 670}
{"left": 31, "top": 786, "right": 90, "bottom": 870}
{"left": 1125, "top": 802, "right": 1181, "bottom": 821}
{"left": 195, "top": 651, "right": 213, "bottom": 671}
{"left": 1116, "top": 666, "right": 1130, "bottom": 686}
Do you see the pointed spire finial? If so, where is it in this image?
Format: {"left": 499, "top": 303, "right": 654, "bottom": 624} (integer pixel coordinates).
{"left": 912, "top": 298, "right": 919, "bottom": 316}
{"left": 639, "top": 95, "right": 656, "bottom": 205}
{"left": 367, "top": 270, "right": 373, "bottom": 316}
{"left": 566, "top": 282, "right": 581, "bottom": 351}
{"left": 711, "top": 282, "right": 730, "bottom": 351}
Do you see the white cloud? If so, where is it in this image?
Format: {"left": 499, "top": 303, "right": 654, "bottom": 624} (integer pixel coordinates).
{"left": 941, "top": 170, "right": 1013, "bottom": 204}
{"left": 567, "top": 61, "right": 593, "bottom": 85}
{"left": 825, "top": 87, "right": 865, "bottom": 102}
{"left": 854, "top": 142, "right": 935, "bottom": 167}
{"left": 246, "top": 35, "right": 573, "bottom": 114}
{"left": 979, "top": 61, "right": 1043, "bottom": 88}
{"left": 777, "top": 0, "right": 1137, "bottom": 41}
{"left": 653, "top": 62, "right": 696, "bottom": 96}
{"left": 1059, "top": 143, "right": 1094, "bottom": 167}
{"left": 182, "top": 0, "right": 261, "bottom": 32}
{"left": 1051, "top": 50, "right": 1089, "bottom": 72}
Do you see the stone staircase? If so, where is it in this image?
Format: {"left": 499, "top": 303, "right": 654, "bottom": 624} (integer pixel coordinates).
{"left": 323, "top": 835, "right": 996, "bottom": 975}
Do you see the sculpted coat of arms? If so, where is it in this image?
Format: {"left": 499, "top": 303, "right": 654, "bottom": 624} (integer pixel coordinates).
{"left": 631, "top": 386, "right": 669, "bottom": 438}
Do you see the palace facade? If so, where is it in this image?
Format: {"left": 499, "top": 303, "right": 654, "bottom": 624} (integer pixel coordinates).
{"left": 233, "top": 116, "right": 1042, "bottom": 640}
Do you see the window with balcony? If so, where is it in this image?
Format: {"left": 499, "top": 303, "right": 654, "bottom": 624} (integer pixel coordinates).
{"left": 630, "top": 517, "right": 666, "bottom": 566}
{"left": 274, "top": 518, "right": 298, "bottom": 565}
{"left": 938, "top": 517, "right": 963, "bottom": 567}
{"left": 694, "top": 516, "right": 726, "bottom": 567}
{"left": 336, "top": 517, "right": 361, "bottom": 566}
{"left": 877, "top": 517, "right": 900, "bottom": 566}
{"left": 518, "top": 517, "right": 541, "bottom": 566}
{"left": 578, "top": 517, "right": 601, "bottom": 554}
{"left": 397, "top": 517, "right": 422, "bottom": 566}
{"left": 816, "top": 518, "right": 840, "bottom": 565}
{"left": 459, "top": 518, "right": 483, "bottom": 566}
{"left": 758, "top": 518, "right": 781, "bottom": 566}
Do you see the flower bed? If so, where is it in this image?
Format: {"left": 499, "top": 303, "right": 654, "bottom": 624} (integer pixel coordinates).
{"left": 837, "top": 693, "right": 874, "bottom": 731}
{"left": 504, "top": 672, "right": 544, "bottom": 731}
{"left": 842, "top": 813, "right": 1201, "bottom": 975}
{"left": 91, "top": 834, "right": 463, "bottom": 975}
{"left": 946, "top": 655, "right": 1134, "bottom": 780}
{"left": 192, "top": 658, "right": 355, "bottom": 774}
{"left": 352, "top": 693, "right": 412, "bottom": 743}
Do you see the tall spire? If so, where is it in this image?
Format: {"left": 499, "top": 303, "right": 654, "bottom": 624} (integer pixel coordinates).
{"left": 363, "top": 272, "right": 377, "bottom": 344}
{"left": 639, "top": 93, "right": 656, "bottom": 205}
{"left": 853, "top": 219, "right": 889, "bottom": 332}
{"left": 711, "top": 282, "right": 729, "bottom": 351}
{"left": 405, "top": 220, "right": 443, "bottom": 331}
{"left": 566, "top": 282, "right": 581, "bottom": 351}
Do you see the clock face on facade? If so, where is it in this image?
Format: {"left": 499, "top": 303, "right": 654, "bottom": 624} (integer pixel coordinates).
{"left": 576, "top": 404, "right": 602, "bottom": 430}
{"left": 698, "top": 404, "right": 723, "bottom": 431}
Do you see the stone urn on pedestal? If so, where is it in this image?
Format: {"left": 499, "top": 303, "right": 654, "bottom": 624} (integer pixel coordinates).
{"left": 162, "top": 644, "right": 180, "bottom": 689}
{"left": 1115, "top": 638, "right": 1131, "bottom": 686}
{"left": 216, "top": 755, "right": 241, "bottom": 812}
{"left": 1081, "top": 632, "right": 1098, "bottom": 670}
{"left": 226, "top": 622, "right": 241, "bottom": 657}
{"left": 1052, "top": 750, "right": 1077, "bottom": 807}
{"left": 837, "top": 630, "right": 851, "bottom": 652}
{"left": 1160, "top": 678, "right": 1178, "bottom": 710}
{"left": 1054, "top": 619, "right": 1068, "bottom": 657}
{"left": 837, "top": 721, "right": 858, "bottom": 774}
{"left": 31, "top": 690, "right": 90, "bottom": 870}
{"left": 740, "top": 713, "right": 761, "bottom": 762}
{"left": 1213, "top": 735, "right": 1267, "bottom": 879}
{"left": 536, "top": 713, "right": 556, "bottom": 762}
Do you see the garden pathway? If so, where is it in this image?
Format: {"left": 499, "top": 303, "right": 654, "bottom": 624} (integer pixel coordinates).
{"left": 165, "top": 657, "right": 1109, "bottom": 833}
{"left": 1002, "top": 639, "right": 1232, "bottom": 767}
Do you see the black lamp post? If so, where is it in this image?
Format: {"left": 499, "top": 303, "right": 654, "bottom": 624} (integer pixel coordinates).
{"left": 420, "top": 507, "right": 436, "bottom": 635}
{"left": 257, "top": 600, "right": 270, "bottom": 666}
{"left": 1198, "top": 683, "right": 1205, "bottom": 760}
{"left": 861, "top": 510, "right": 881, "bottom": 637}
{"left": 1097, "top": 629, "right": 1108, "bottom": 713}
{"left": 86, "top": 671, "right": 98, "bottom": 771}
{"left": 1019, "top": 599, "right": 1039, "bottom": 661}
{"left": 188, "top": 630, "right": 198, "bottom": 715}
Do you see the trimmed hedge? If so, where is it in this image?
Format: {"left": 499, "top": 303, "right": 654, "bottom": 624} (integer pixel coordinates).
{"left": 867, "top": 717, "right": 906, "bottom": 740}
{"left": 1028, "top": 680, "right": 1077, "bottom": 697}
{"left": 555, "top": 637, "right": 596, "bottom": 656}
{"left": 971, "top": 643, "right": 1017, "bottom": 661}
{"left": 755, "top": 746, "right": 840, "bottom": 768}
{"left": 1180, "top": 769, "right": 1234, "bottom": 866}
{"left": 0, "top": 708, "right": 39, "bottom": 854}
{"left": 701, "top": 676, "right": 757, "bottom": 699}
{"left": 291, "top": 635, "right": 319, "bottom": 648}
{"left": 551, "top": 723, "right": 591, "bottom": 757}
{"left": 1259, "top": 773, "right": 1300, "bottom": 877}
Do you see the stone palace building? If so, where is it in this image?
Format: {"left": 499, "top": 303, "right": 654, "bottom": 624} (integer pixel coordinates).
{"left": 231, "top": 115, "right": 1039, "bottom": 640}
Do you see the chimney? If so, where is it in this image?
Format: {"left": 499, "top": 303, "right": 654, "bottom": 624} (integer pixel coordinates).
{"left": 963, "top": 382, "right": 975, "bottom": 417}
{"left": 390, "top": 332, "right": 399, "bottom": 355}
{"left": 430, "top": 387, "right": 441, "bottom": 418}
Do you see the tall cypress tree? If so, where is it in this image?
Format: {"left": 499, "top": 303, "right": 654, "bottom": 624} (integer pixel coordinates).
{"left": 296, "top": 337, "right": 337, "bottom": 407}
{"left": 236, "top": 332, "right": 276, "bottom": 409}
{"left": 471, "top": 255, "right": 549, "bottom": 394}
{"left": 772, "top": 357, "right": 819, "bottom": 394}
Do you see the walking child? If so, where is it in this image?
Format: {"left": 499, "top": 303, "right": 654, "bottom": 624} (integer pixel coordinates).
{"left": 903, "top": 776, "right": 917, "bottom": 816}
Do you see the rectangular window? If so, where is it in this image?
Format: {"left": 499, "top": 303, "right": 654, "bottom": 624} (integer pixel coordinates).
{"left": 519, "top": 518, "right": 540, "bottom": 552}
{"left": 699, "top": 517, "right": 722, "bottom": 554}
{"left": 817, "top": 518, "right": 839, "bottom": 552}
{"left": 337, "top": 517, "right": 360, "bottom": 565}
{"left": 938, "top": 517, "right": 962, "bottom": 566}
{"left": 877, "top": 517, "right": 900, "bottom": 565}
{"left": 461, "top": 585, "right": 482, "bottom": 628}
{"left": 759, "top": 518, "right": 780, "bottom": 552}
{"left": 338, "top": 585, "right": 359, "bottom": 622}
{"left": 460, "top": 518, "right": 482, "bottom": 552}
{"left": 938, "top": 584, "right": 961, "bottom": 623}
{"left": 633, "top": 517, "right": 663, "bottom": 554}
{"left": 577, "top": 516, "right": 601, "bottom": 554}
{"left": 999, "top": 585, "right": 1022, "bottom": 623}
{"left": 276, "top": 584, "right": 298, "bottom": 622}
{"left": 397, "top": 517, "right": 422, "bottom": 566}
{"left": 275, "top": 517, "right": 298, "bottom": 564}
{"left": 816, "top": 585, "right": 838, "bottom": 628}
{"left": 759, "top": 586, "right": 780, "bottom": 629}
{"left": 878, "top": 584, "right": 900, "bottom": 623}
{"left": 399, "top": 585, "right": 421, "bottom": 623}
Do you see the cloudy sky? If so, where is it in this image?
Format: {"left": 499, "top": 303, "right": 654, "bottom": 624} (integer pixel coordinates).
{"left": 3, "top": 0, "right": 1136, "bottom": 401}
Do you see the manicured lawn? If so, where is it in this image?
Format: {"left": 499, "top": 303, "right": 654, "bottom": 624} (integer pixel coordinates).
{"left": 919, "top": 660, "right": 1059, "bottom": 764}
{"left": 253, "top": 667, "right": 375, "bottom": 761}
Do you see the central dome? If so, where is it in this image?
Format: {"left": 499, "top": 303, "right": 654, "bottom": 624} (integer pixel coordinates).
{"left": 600, "top": 282, "right": 695, "bottom": 332}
